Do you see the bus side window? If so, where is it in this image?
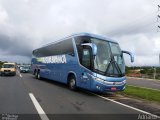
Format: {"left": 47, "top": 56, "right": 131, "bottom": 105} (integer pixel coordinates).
{"left": 82, "top": 48, "right": 91, "bottom": 69}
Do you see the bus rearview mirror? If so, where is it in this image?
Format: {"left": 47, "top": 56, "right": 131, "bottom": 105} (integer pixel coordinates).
{"left": 122, "top": 50, "right": 134, "bottom": 63}
{"left": 81, "top": 43, "right": 97, "bottom": 56}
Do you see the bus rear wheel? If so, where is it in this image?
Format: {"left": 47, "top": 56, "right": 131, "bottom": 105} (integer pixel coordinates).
{"left": 37, "top": 71, "right": 41, "bottom": 80}
{"left": 35, "top": 70, "right": 41, "bottom": 80}
{"left": 69, "top": 77, "right": 76, "bottom": 90}
{"left": 35, "top": 70, "right": 38, "bottom": 78}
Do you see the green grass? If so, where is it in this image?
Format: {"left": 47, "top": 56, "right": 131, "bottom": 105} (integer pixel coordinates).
{"left": 121, "top": 85, "right": 160, "bottom": 103}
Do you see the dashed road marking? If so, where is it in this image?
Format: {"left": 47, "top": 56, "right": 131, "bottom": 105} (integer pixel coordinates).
{"left": 19, "top": 74, "right": 22, "bottom": 78}
{"left": 29, "top": 93, "right": 50, "bottom": 120}
{"left": 16, "top": 70, "right": 22, "bottom": 78}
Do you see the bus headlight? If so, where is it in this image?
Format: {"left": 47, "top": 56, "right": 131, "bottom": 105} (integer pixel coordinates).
{"left": 95, "top": 77, "right": 104, "bottom": 83}
{"left": 122, "top": 80, "right": 126, "bottom": 84}
{"left": 103, "top": 80, "right": 115, "bottom": 85}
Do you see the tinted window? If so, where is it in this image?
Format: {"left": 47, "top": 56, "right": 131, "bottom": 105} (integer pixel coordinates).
{"left": 81, "top": 49, "right": 91, "bottom": 69}
{"left": 75, "top": 36, "right": 91, "bottom": 64}
{"left": 33, "top": 39, "right": 74, "bottom": 57}
{"left": 75, "top": 36, "right": 91, "bottom": 46}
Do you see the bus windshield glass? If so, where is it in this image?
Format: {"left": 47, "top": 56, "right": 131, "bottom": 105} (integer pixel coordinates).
{"left": 91, "top": 38, "right": 125, "bottom": 77}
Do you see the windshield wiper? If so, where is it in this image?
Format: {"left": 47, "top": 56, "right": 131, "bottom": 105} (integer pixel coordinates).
{"left": 104, "top": 55, "right": 123, "bottom": 77}
{"left": 94, "top": 69, "right": 105, "bottom": 74}
{"left": 104, "top": 59, "right": 111, "bottom": 75}
{"left": 114, "top": 61, "right": 123, "bottom": 76}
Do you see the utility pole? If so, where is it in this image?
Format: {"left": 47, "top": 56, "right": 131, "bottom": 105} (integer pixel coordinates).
{"left": 157, "top": 5, "right": 160, "bottom": 32}
{"left": 159, "top": 53, "right": 160, "bottom": 65}
{"left": 153, "top": 67, "right": 156, "bottom": 80}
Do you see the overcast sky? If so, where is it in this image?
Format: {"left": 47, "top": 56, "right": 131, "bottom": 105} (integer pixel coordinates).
{"left": 0, "top": 0, "right": 159, "bottom": 66}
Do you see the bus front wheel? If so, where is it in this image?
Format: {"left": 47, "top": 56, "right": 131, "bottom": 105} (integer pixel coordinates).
{"left": 69, "top": 77, "right": 76, "bottom": 90}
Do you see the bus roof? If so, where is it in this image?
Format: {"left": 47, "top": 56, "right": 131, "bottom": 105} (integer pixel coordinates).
{"left": 71, "top": 33, "right": 117, "bottom": 43}
{"left": 34, "top": 33, "right": 118, "bottom": 51}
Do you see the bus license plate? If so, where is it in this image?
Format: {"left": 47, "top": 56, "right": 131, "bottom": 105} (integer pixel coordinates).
{"left": 111, "top": 87, "right": 117, "bottom": 91}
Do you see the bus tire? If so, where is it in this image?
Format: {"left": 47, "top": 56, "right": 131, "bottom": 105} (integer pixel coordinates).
{"left": 37, "top": 71, "right": 41, "bottom": 80}
{"left": 69, "top": 76, "right": 76, "bottom": 90}
{"left": 35, "top": 70, "right": 37, "bottom": 78}
{"left": 35, "top": 70, "right": 38, "bottom": 79}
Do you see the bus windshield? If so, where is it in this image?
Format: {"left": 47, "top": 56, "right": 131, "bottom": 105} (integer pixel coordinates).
{"left": 92, "top": 38, "right": 125, "bottom": 77}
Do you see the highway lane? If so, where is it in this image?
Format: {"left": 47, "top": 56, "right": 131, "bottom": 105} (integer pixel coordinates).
{"left": 0, "top": 74, "right": 40, "bottom": 120}
{"left": 0, "top": 73, "right": 158, "bottom": 120}
{"left": 126, "top": 77, "right": 160, "bottom": 90}
{"left": 18, "top": 73, "right": 152, "bottom": 120}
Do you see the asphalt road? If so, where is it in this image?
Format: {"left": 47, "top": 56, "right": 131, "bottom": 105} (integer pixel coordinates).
{"left": 0, "top": 73, "right": 158, "bottom": 120}
{"left": 126, "top": 77, "right": 160, "bottom": 90}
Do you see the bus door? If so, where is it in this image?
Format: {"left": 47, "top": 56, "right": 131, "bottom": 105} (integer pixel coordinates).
{"left": 79, "top": 46, "right": 92, "bottom": 89}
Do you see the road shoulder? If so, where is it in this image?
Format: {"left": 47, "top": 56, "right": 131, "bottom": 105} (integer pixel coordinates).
{"left": 108, "top": 93, "right": 160, "bottom": 116}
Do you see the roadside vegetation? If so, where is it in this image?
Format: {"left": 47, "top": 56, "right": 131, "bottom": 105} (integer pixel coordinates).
{"left": 121, "top": 85, "right": 160, "bottom": 103}
{"left": 126, "top": 66, "right": 160, "bottom": 80}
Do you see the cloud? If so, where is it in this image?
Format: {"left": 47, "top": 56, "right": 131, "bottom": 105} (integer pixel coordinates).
{"left": 0, "top": 0, "right": 159, "bottom": 65}
{"left": 0, "top": 33, "right": 33, "bottom": 57}
{"left": 0, "top": 6, "right": 8, "bottom": 24}
{"left": 114, "top": 34, "right": 160, "bottom": 66}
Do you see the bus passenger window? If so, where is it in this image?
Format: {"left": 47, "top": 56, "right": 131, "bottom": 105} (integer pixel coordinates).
{"left": 82, "top": 49, "right": 91, "bottom": 69}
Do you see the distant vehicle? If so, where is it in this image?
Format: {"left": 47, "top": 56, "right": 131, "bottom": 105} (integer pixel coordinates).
{"left": 20, "top": 66, "right": 30, "bottom": 73}
{"left": 31, "top": 33, "right": 134, "bottom": 93}
{"left": 17, "top": 65, "right": 21, "bottom": 69}
{"left": 0, "top": 63, "right": 17, "bottom": 76}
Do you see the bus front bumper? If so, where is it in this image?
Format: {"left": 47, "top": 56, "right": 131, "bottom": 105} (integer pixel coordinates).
{"left": 91, "top": 79, "right": 126, "bottom": 93}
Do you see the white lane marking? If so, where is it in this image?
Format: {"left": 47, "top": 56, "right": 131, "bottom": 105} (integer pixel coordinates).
{"left": 16, "top": 70, "right": 22, "bottom": 77}
{"left": 19, "top": 74, "right": 23, "bottom": 77}
{"left": 16, "top": 70, "right": 20, "bottom": 75}
{"left": 29, "top": 93, "right": 50, "bottom": 120}
{"left": 127, "top": 85, "right": 160, "bottom": 91}
{"left": 92, "top": 93, "right": 160, "bottom": 118}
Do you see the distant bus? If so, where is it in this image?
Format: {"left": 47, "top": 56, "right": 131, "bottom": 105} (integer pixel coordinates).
{"left": 31, "top": 33, "right": 134, "bottom": 92}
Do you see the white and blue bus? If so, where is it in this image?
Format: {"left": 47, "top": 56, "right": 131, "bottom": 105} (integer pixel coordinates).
{"left": 31, "top": 33, "right": 134, "bottom": 92}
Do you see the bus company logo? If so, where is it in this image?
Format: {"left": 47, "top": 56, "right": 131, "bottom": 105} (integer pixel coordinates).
{"left": 38, "top": 55, "right": 67, "bottom": 64}
{"left": 37, "top": 58, "right": 43, "bottom": 62}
